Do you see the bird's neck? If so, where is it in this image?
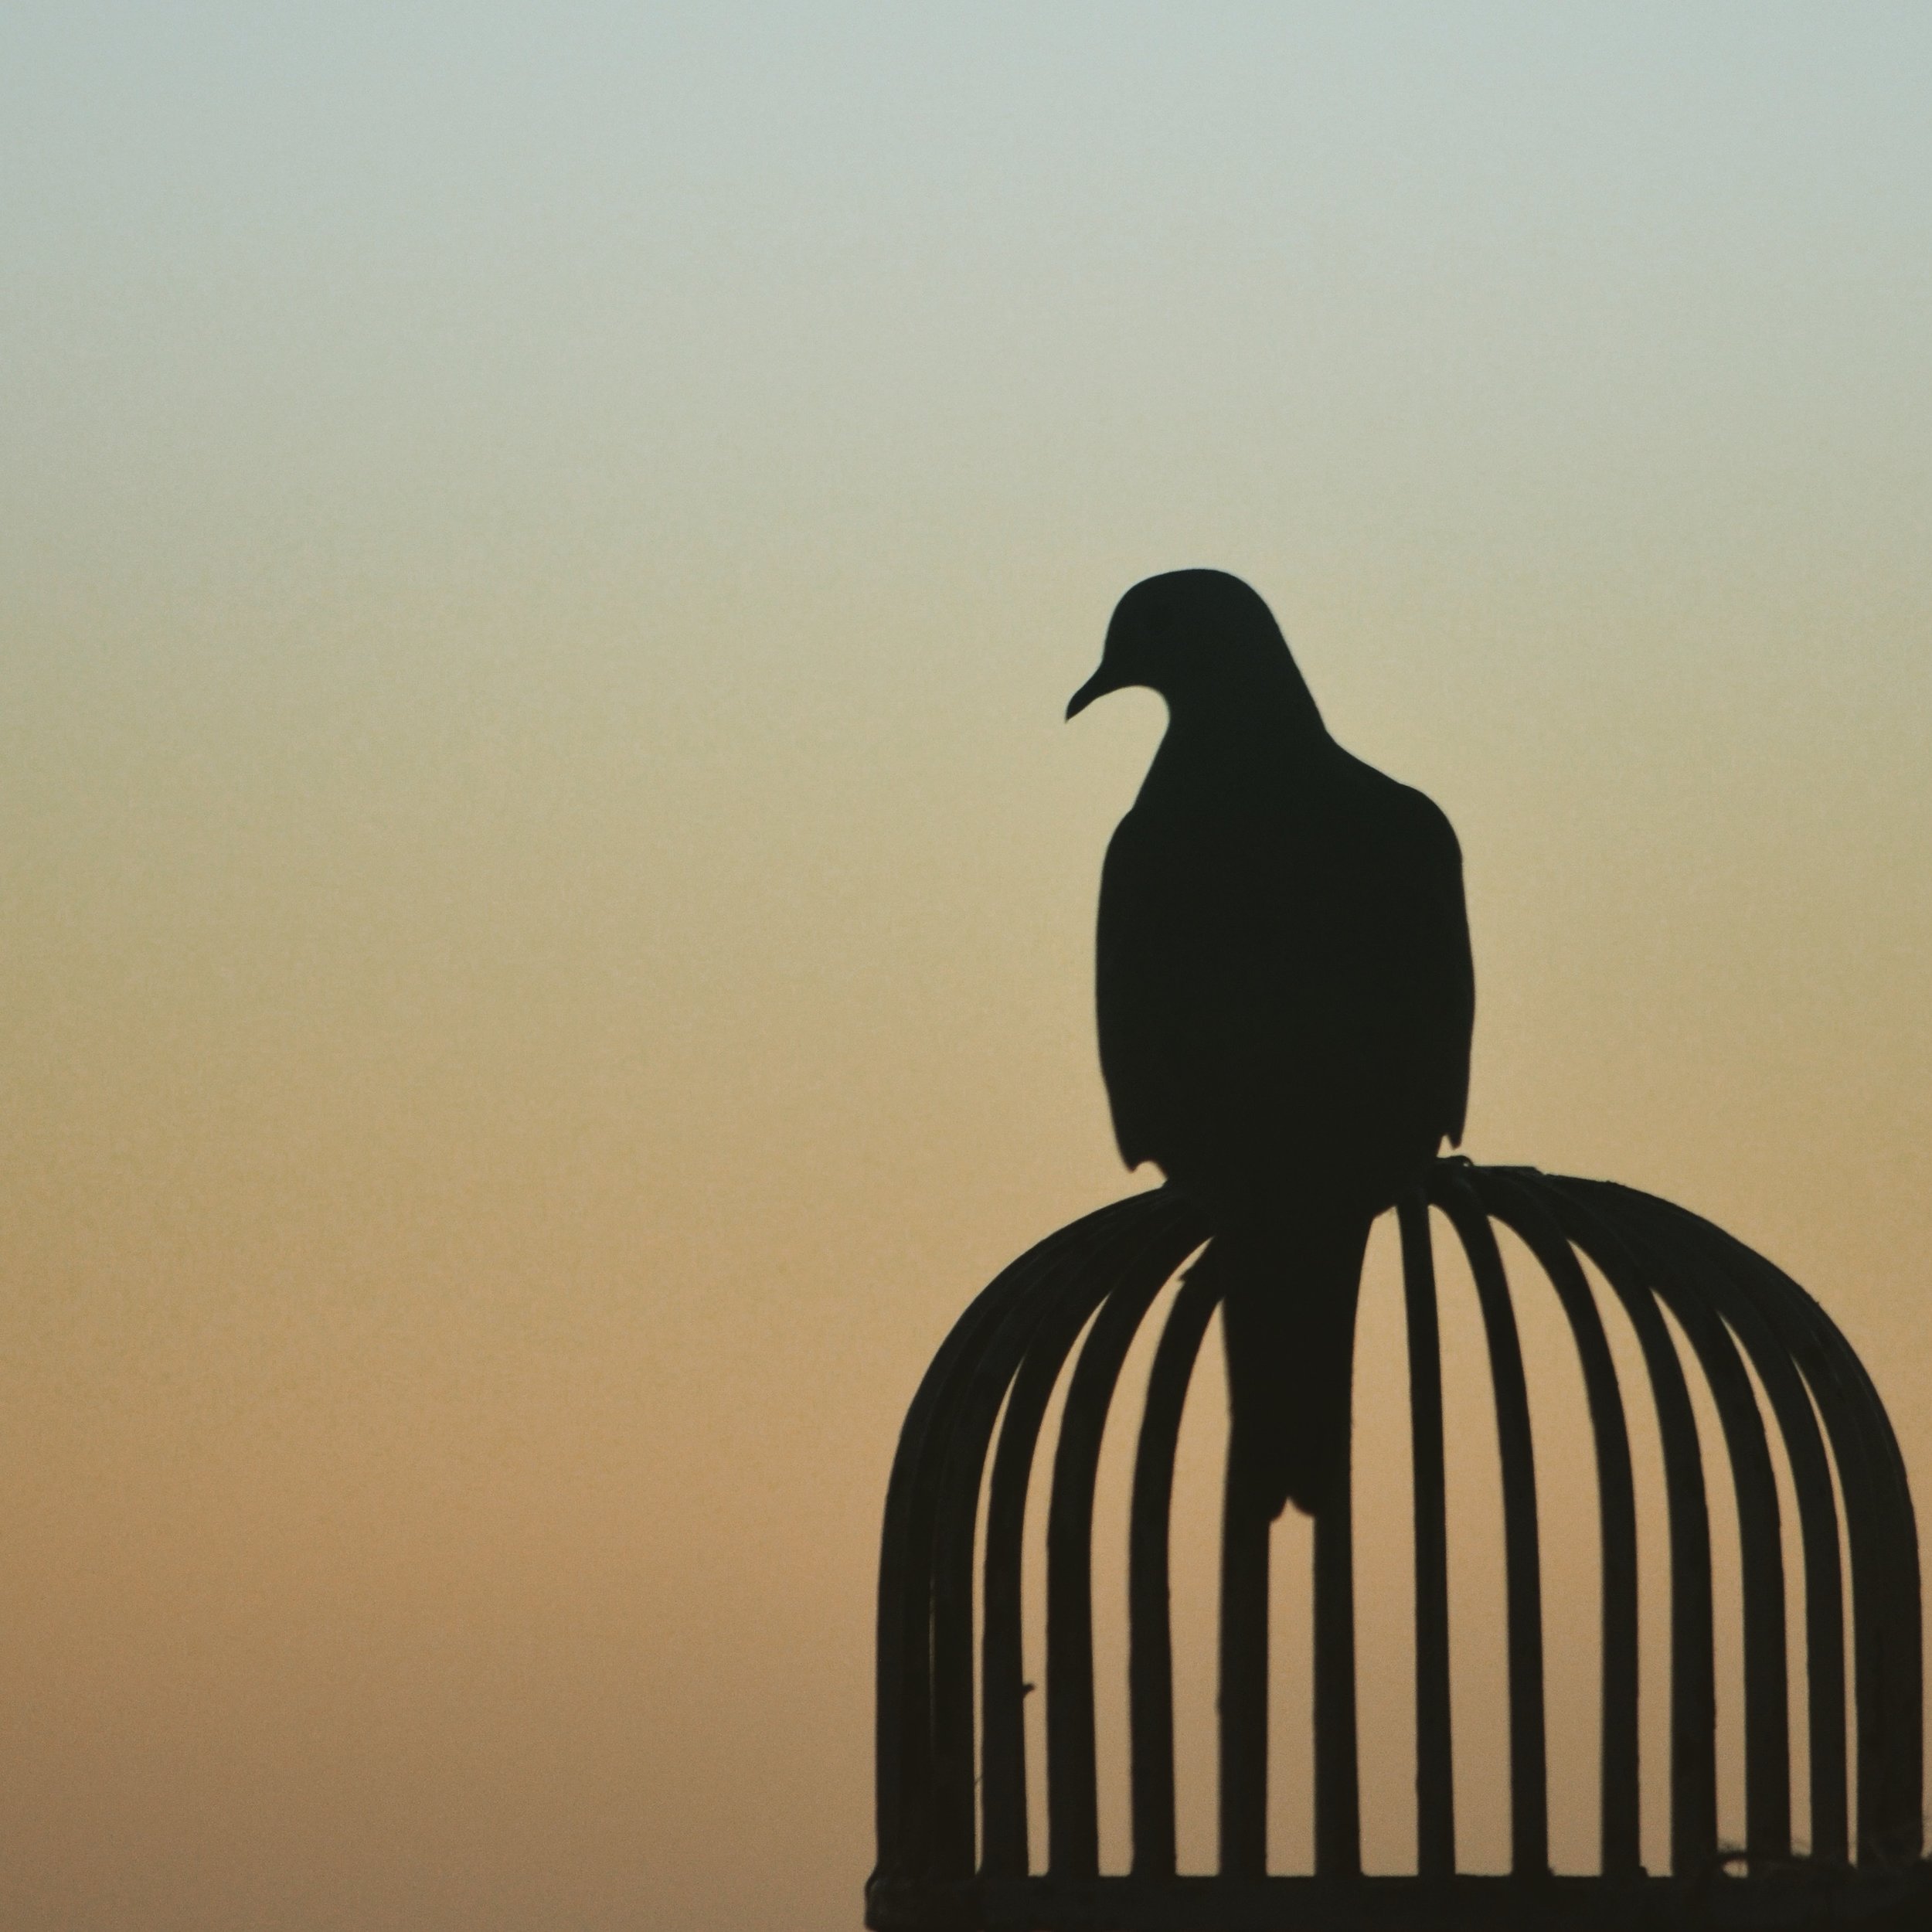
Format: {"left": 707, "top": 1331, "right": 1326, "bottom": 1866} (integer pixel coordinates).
{"left": 1152, "top": 679, "right": 1332, "bottom": 791}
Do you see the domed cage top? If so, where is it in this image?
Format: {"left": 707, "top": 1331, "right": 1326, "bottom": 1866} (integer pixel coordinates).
{"left": 867, "top": 1161, "right": 1930, "bottom": 1932}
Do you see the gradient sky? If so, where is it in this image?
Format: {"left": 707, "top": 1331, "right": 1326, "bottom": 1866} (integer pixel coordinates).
{"left": 5, "top": 7, "right": 1932, "bottom": 1928}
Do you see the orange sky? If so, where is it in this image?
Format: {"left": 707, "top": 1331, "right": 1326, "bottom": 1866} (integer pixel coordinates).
{"left": 5, "top": 9, "right": 1931, "bottom": 1929}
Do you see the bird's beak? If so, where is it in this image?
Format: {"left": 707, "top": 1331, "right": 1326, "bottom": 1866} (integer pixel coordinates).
{"left": 1065, "top": 665, "right": 1118, "bottom": 720}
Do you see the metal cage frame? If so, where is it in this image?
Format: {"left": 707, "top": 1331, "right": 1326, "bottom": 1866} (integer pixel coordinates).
{"left": 868, "top": 1161, "right": 1928, "bottom": 1932}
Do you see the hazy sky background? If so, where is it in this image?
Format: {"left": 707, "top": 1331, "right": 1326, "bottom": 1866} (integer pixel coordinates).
{"left": 5, "top": 6, "right": 1931, "bottom": 1928}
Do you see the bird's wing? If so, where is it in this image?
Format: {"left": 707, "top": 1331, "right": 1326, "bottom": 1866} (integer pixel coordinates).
{"left": 1094, "top": 805, "right": 1219, "bottom": 1171}
{"left": 1097, "top": 794, "right": 1334, "bottom": 1179}
{"left": 1097, "top": 772, "right": 1474, "bottom": 1181}
{"left": 1365, "top": 781, "right": 1475, "bottom": 1147}
{"left": 1228, "top": 764, "right": 1473, "bottom": 1169}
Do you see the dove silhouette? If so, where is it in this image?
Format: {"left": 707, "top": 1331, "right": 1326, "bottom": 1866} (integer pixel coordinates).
{"left": 1068, "top": 570, "right": 1474, "bottom": 1517}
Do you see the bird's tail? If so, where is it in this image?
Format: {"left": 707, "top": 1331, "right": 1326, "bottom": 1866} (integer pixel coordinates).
{"left": 1192, "top": 1210, "right": 1373, "bottom": 1520}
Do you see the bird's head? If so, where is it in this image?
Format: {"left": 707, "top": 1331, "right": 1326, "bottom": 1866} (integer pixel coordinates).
{"left": 1065, "top": 569, "right": 1321, "bottom": 730}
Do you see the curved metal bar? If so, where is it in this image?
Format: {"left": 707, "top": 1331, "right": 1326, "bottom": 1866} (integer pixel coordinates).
{"left": 979, "top": 1267, "right": 1121, "bottom": 1877}
{"left": 1759, "top": 1267, "right": 1921, "bottom": 1865}
{"left": 1547, "top": 1182, "right": 1719, "bottom": 1878}
{"left": 1588, "top": 1193, "right": 1793, "bottom": 1865}
{"left": 880, "top": 1163, "right": 1922, "bottom": 1927}
{"left": 1434, "top": 1168, "right": 1549, "bottom": 1876}
{"left": 935, "top": 1199, "right": 1182, "bottom": 1874}
{"left": 1396, "top": 1193, "right": 1455, "bottom": 1879}
{"left": 1314, "top": 1298, "right": 1364, "bottom": 1879}
{"left": 878, "top": 1202, "right": 1138, "bottom": 1880}
{"left": 1606, "top": 1187, "right": 1922, "bottom": 1867}
{"left": 1128, "top": 1265, "right": 1220, "bottom": 1878}
{"left": 1047, "top": 1220, "right": 1209, "bottom": 1877}
{"left": 1577, "top": 1183, "right": 1849, "bottom": 1864}
{"left": 1718, "top": 1295, "right": 1849, "bottom": 1859}
{"left": 1471, "top": 1169, "right": 1642, "bottom": 1879}
{"left": 877, "top": 1244, "right": 1051, "bottom": 1874}
{"left": 971, "top": 1197, "right": 1196, "bottom": 1877}
{"left": 1818, "top": 1322, "right": 1923, "bottom": 1862}
{"left": 1776, "top": 1288, "right": 1919, "bottom": 1864}
{"left": 1219, "top": 1440, "right": 1270, "bottom": 1876}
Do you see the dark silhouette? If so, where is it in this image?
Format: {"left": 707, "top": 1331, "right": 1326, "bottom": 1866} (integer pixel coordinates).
{"left": 867, "top": 594, "right": 1926, "bottom": 1924}
{"left": 869, "top": 1165, "right": 1928, "bottom": 1927}
{"left": 1065, "top": 570, "right": 1474, "bottom": 1516}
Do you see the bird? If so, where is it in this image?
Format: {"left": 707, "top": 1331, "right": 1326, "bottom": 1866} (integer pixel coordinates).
{"left": 1066, "top": 570, "right": 1473, "bottom": 1518}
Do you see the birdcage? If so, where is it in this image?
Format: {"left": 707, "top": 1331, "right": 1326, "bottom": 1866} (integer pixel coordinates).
{"left": 866, "top": 1160, "right": 1930, "bottom": 1930}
